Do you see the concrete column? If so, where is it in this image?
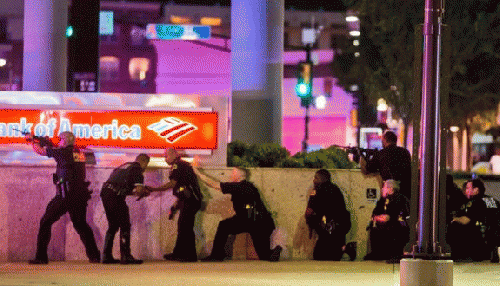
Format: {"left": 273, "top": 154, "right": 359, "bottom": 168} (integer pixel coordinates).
{"left": 452, "top": 131, "right": 460, "bottom": 171}
{"left": 461, "top": 130, "right": 468, "bottom": 171}
{"left": 22, "top": 0, "right": 68, "bottom": 261}
{"left": 231, "top": 0, "right": 284, "bottom": 145}
{"left": 400, "top": 259, "right": 453, "bottom": 286}
{"left": 23, "top": 0, "right": 68, "bottom": 91}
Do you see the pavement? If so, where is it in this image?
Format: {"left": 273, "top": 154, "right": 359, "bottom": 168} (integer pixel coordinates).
{"left": 0, "top": 260, "right": 499, "bottom": 286}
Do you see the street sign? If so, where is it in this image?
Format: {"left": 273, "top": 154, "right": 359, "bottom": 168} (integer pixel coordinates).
{"left": 146, "top": 24, "right": 211, "bottom": 40}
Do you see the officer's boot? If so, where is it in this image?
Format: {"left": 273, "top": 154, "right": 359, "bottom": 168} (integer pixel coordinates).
{"left": 102, "top": 231, "right": 119, "bottom": 264}
{"left": 120, "top": 231, "right": 143, "bottom": 264}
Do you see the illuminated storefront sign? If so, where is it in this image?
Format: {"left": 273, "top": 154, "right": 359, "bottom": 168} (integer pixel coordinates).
{"left": 0, "top": 109, "right": 218, "bottom": 150}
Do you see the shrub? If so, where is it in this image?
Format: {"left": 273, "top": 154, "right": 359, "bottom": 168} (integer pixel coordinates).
{"left": 227, "top": 141, "right": 357, "bottom": 169}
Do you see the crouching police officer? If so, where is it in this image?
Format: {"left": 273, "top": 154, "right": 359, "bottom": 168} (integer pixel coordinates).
{"left": 448, "top": 178, "right": 490, "bottom": 262}
{"left": 365, "top": 179, "right": 410, "bottom": 263}
{"left": 305, "top": 169, "right": 351, "bottom": 261}
{"left": 100, "top": 154, "right": 151, "bottom": 264}
{"left": 194, "top": 167, "right": 282, "bottom": 262}
{"left": 27, "top": 131, "right": 100, "bottom": 264}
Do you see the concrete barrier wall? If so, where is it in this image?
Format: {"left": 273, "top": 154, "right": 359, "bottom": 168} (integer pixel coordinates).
{"left": 0, "top": 166, "right": 380, "bottom": 262}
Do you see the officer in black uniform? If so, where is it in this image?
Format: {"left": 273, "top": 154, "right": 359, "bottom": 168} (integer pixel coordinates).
{"left": 305, "top": 169, "right": 351, "bottom": 261}
{"left": 361, "top": 130, "right": 412, "bottom": 200}
{"left": 27, "top": 131, "right": 100, "bottom": 264}
{"left": 447, "top": 178, "right": 489, "bottom": 261}
{"left": 100, "top": 154, "right": 151, "bottom": 264}
{"left": 194, "top": 166, "right": 282, "bottom": 262}
{"left": 151, "top": 148, "right": 202, "bottom": 262}
{"left": 365, "top": 179, "right": 410, "bottom": 263}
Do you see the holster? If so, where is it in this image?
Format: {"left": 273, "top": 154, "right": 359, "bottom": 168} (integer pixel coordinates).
{"left": 175, "top": 185, "right": 201, "bottom": 202}
{"left": 245, "top": 204, "right": 259, "bottom": 221}
{"left": 53, "top": 174, "right": 68, "bottom": 198}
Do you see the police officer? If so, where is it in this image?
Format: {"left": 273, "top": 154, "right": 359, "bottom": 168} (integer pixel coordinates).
{"left": 27, "top": 131, "right": 100, "bottom": 264}
{"left": 365, "top": 180, "right": 410, "bottom": 263}
{"left": 194, "top": 167, "right": 282, "bottom": 262}
{"left": 305, "top": 169, "right": 351, "bottom": 261}
{"left": 100, "top": 154, "right": 151, "bottom": 264}
{"left": 361, "top": 130, "right": 412, "bottom": 200}
{"left": 448, "top": 178, "right": 489, "bottom": 262}
{"left": 150, "top": 148, "right": 202, "bottom": 262}
{"left": 481, "top": 194, "right": 500, "bottom": 263}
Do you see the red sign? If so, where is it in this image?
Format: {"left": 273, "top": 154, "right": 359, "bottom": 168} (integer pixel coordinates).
{"left": 0, "top": 109, "right": 218, "bottom": 150}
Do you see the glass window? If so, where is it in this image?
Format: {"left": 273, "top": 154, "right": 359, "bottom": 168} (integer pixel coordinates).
{"left": 100, "top": 25, "right": 120, "bottom": 44}
{"left": 200, "top": 17, "right": 221, "bottom": 26}
{"left": 170, "top": 16, "right": 191, "bottom": 24}
{"left": 128, "top": 58, "right": 150, "bottom": 81}
{"left": 130, "top": 26, "right": 146, "bottom": 46}
{"left": 99, "top": 56, "right": 120, "bottom": 81}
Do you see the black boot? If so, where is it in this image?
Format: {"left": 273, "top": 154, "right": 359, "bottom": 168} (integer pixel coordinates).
{"left": 102, "top": 231, "right": 119, "bottom": 264}
{"left": 120, "top": 231, "right": 143, "bottom": 264}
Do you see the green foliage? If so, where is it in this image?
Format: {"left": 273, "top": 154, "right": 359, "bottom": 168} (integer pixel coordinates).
{"left": 227, "top": 140, "right": 253, "bottom": 167}
{"left": 292, "top": 146, "right": 356, "bottom": 169}
{"left": 336, "top": 0, "right": 500, "bottom": 136}
{"left": 248, "top": 143, "right": 290, "bottom": 167}
{"left": 227, "top": 141, "right": 356, "bottom": 169}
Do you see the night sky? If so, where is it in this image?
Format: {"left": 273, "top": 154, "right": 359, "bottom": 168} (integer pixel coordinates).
{"left": 106, "top": 0, "right": 347, "bottom": 11}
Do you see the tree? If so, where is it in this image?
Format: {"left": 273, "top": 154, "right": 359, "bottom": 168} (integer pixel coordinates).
{"left": 334, "top": 0, "right": 500, "bottom": 151}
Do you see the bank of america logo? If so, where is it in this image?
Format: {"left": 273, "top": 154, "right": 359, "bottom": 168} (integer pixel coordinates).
{"left": 148, "top": 117, "right": 198, "bottom": 143}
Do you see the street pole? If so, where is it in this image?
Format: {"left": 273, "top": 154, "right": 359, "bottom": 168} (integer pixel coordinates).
{"left": 400, "top": 0, "right": 452, "bottom": 284}
{"left": 301, "top": 44, "right": 312, "bottom": 153}
{"left": 302, "top": 103, "right": 310, "bottom": 152}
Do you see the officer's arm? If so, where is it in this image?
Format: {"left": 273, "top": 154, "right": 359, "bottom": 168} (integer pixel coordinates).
{"left": 193, "top": 168, "right": 221, "bottom": 190}
{"left": 149, "top": 180, "right": 176, "bottom": 192}
{"left": 26, "top": 134, "right": 48, "bottom": 156}
{"left": 32, "top": 141, "right": 47, "bottom": 156}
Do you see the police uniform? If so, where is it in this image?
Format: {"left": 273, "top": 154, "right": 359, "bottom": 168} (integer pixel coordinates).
{"left": 100, "top": 161, "right": 144, "bottom": 263}
{"left": 167, "top": 158, "right": 202, "bottom": 262}
{"left": 32, "top": 145, "right": 100, "bottom": 264}
{"left": 365, "top": 145, "right": 412, "bottom": 200}
{"left": 205, "top": 180, "right": 278, "bottom": 261}
{"left": 482, "top": 195, "right": 500, "bottom": 262}
{"left": 365, "top": 192, "right": 410, "bottom": 261}
{"left": 306, "top": 181, "right": 350, "bottom": 261}
{"left": 447, "top": 196, "right": 489, "bottom": 261}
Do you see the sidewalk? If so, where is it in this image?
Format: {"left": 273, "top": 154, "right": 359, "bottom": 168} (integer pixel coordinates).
{"left": 0, "top": 260, "right": 499, "bottom": 286}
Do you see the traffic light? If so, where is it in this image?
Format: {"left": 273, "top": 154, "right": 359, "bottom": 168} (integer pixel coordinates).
{"left": 66, "top": 26, "right": 74, "bottom": 38}
{"left": 296, "top": 61, "right": 312, "bottom": 97}
{"left": 296, "top": 61, "right": 313, "bottom": 107}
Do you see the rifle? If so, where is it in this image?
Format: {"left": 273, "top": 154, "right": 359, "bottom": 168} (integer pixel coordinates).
{"left": 14, "top": 128, "right": 54, "bottom": 148}
{"left": 331, "top": 144, "right": 378, "bottom": 163}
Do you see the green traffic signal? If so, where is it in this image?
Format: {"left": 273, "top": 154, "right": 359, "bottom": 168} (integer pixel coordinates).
{"left": 295, "top": 83, "right": 310, "bottom": 97}
{"left": 66, "top": 26, "right": 74, "bottom": 37}
{"left": 296, "top": 61, "right": 312, "bottom": 98}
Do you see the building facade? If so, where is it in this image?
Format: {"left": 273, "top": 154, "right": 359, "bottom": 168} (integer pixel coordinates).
{"left": 0, "top": 1, "right": 357, "bottom": 154}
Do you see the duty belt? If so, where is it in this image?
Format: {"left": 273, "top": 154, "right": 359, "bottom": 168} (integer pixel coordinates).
{"left": 102, "top": 182, "right": 128, "bottom": 196}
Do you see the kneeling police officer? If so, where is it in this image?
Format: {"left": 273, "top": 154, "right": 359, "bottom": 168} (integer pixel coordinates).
{"left": 194, "top": 167, "right": 282, "bottom": 262}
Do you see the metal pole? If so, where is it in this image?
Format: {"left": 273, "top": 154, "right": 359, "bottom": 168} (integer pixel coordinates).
{"left": 400, "top": 1, "right": 453, "bottom": 284}
{"left": 417, "top": 0, "right": 444, "bottom": 256}
{"left": 301, "top": 44, "right": 312, "bottom": 153}
{"left": 302, "top": 104, "right": 310, "bottom": 152}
